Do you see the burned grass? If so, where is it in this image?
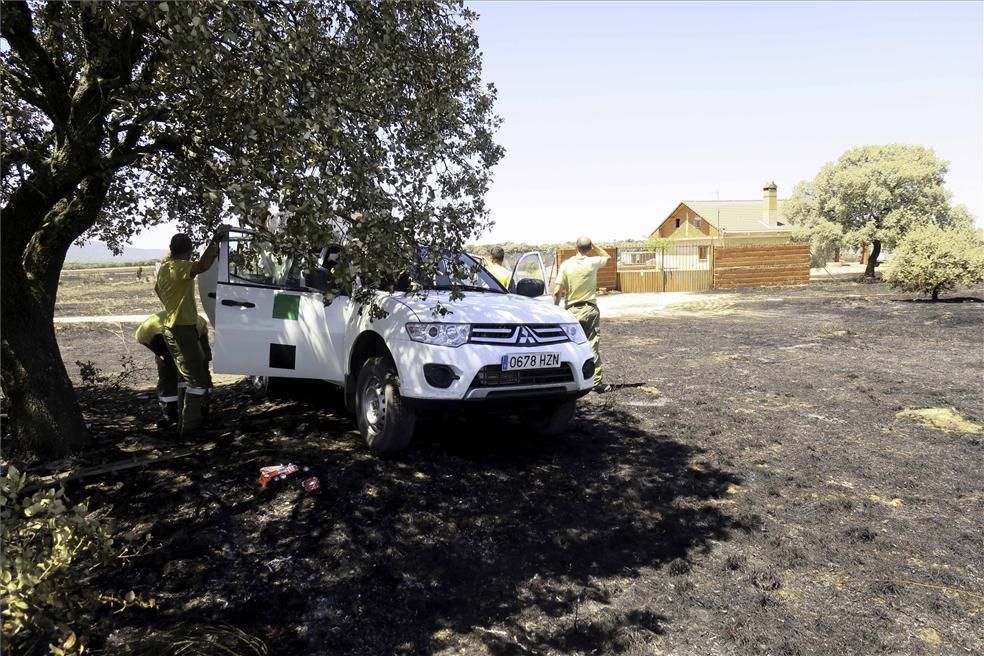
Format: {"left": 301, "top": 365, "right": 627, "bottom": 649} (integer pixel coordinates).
{"left": 56, "top": 269, "right": 162, "bottom": 317}
{"left": 10, "top": 280, "right": 983, "bottom": 655}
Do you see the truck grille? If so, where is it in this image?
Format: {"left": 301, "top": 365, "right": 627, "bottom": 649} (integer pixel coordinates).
{"left": 471, "top": 364, "right": 574, "bottom": 388}
{"left": 469, "top": 324, "right": 569, "bottom": 347}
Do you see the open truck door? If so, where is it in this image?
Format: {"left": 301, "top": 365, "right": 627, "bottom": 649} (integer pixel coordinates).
{"left": 509, "top": 251, "right": 549, "bottom": 298}
{"left": 196, "top": 228, "right": 343, "bottom": 383}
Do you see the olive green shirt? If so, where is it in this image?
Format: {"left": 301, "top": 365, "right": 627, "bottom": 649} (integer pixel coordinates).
{"left": 556, "top": 254, "right": 609, "bottom": 306}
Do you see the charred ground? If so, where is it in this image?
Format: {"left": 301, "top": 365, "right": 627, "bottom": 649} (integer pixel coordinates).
{"left": 9, "top": 280, "right": 984, "bottom": 655}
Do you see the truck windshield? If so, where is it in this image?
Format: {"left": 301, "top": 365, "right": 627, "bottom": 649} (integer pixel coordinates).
{"left": 418, "top": 252, "right": 506, "bottom": 293}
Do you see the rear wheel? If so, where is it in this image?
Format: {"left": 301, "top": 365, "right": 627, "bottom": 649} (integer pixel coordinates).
{"left": 530, "top": 398, "right": 577, "bottom": 435}
{"left": 249, "top": 375, "right": 271, "bottom": 399}
{"left": 356, "top": 356, "right": 416, "bottom": 453}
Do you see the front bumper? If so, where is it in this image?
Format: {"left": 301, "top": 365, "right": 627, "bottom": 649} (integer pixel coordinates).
{"left": 388, "top": 337, "right": 595, "bottom": 402}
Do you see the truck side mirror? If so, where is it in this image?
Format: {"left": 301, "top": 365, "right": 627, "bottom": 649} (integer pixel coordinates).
{"left": 514, "top": 278, "right": 545, "bottom": 298}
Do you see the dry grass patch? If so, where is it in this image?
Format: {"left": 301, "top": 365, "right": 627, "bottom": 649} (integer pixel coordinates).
{"left": 916, "top": 627, "right": 943, "bottom": 646}
{"left": 868, "top": 494, "right": 904, "bottom": 509}
{"left": 896, "top": 408, "right": 983, "bottom": 434}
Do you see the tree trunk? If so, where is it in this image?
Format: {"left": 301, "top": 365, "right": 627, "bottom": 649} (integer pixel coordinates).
{"left": 1, "top": 271, "right": 89, "bottom": 458}
{"left": 932, "top": 286, "right": 940, "bottom": 301}
{"left": 1, "top": 175, "right": 110, "bottom": 458}
{"left": 864, "top": 240, "right": 881, "bottom": 278}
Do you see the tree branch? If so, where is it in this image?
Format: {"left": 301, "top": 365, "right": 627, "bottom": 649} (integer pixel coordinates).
{"left": 103, "top": 134, "right": 186, "bottom": 170}
{"left": 0, "top": 1, "right": 71, "bottom": 131}
{"left": 1, "top": 145, "right": 47, "bottom": 178}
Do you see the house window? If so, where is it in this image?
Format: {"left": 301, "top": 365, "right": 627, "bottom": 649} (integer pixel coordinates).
{"left": 698, "top": 246, "right": 708, "bottom": 261}
{"left": 695, "top": 217, "right": 702, "bottom": 229}
{"left": 675, "top": 218, "right": 681, "bottom": 228}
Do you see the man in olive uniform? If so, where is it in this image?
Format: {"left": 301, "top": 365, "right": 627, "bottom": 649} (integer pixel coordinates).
{"left": 155, "top": 228, "right": 227, "bottom": 435}
{"left": 553, "top": 236, "right": 610, "bottom": 392}
{"left": 135, "top": 311, "right": 213, "bottom": 430}
{"left": 486, "top": 246, "right": 512, "bottom": 290}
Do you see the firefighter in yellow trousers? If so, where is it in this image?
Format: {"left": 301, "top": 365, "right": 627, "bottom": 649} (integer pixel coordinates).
{"left": 155, "top": 228, "right": 226, "bottom": 436}
{"left": 135, "top": 312, "right": 213, "bottom": 430}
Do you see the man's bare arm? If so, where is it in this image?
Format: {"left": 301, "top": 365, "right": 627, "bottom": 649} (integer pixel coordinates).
{"left": 553, "top": 281, "right": 567, "bottom": 306}
{"left": 190, "top": 241, "right": 219, "bottom": 277}
{"left": 190, "top": 225, "right": 230, "bottom": 277}
{"left": 590, "top": 243, "right": 610, "bottom": 259}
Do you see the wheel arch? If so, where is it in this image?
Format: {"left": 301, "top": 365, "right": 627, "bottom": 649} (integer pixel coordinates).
{"left": 345, "top": 331, "right": 392, "bottom": 412}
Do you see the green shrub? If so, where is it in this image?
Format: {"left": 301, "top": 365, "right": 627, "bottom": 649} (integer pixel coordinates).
{"left": 1, "top": 466, "right": 116, "bottom": 654}
{"left": 884, "top": 224, "right": 984, "bottom": 299}
{"left": 75, "top": 355, "right": 141, "bottom": 390}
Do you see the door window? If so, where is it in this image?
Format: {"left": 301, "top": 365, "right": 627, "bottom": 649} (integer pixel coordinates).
{"left": 228, "top": 234, "right": 288, "bottom": 286}
{"left": 510, "top": 252, "right": 548, "bottom": 297}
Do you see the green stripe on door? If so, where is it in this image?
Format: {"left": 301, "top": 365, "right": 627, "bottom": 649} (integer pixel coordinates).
{"left": 272, "top": 293, "right": 300, "bottom": 320}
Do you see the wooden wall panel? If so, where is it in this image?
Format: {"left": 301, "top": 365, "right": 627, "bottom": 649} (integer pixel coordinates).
{"left": 713, "top": 243, "right": 810, "bottom": 289}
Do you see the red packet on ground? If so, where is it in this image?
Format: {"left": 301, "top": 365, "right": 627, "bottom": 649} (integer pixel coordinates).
{"left": 259, "top": 463, "right": 300, "bottom": 488}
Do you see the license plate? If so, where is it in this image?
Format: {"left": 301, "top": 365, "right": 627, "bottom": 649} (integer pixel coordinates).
{"left": 501, "top": 352, "right": 560, "bottom": 371}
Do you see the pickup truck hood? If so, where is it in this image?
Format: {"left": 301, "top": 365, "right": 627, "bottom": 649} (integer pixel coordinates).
{"left": 392, "top": 291, "right": 576, "bottom": 325}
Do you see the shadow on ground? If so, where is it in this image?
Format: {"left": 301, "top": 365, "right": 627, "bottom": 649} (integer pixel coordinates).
{"left": 66, "top": 380, "right": 745, "bottom": 655}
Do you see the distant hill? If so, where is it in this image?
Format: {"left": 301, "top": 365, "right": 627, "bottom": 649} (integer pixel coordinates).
{"left": 66, "top": 240, "right": 166, "bottom": 263}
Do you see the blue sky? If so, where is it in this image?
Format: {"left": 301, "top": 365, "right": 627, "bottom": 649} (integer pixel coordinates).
{"left": 131, "top": 1, "right": 982, "bottom": 248}
{"left": 469, "top": 0, "right": 984, "bottom": 244}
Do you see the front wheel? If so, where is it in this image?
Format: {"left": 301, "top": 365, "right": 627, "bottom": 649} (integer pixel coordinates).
{"left": 356, "top": 356, "right": 416, "bottom": 454}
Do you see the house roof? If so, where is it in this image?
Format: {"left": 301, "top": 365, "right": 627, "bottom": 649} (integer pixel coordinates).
{"left": 679, "top": 200, "right": 789, "bottom": 232}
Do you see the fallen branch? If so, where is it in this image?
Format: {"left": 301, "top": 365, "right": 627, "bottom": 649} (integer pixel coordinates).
{"left": 18, "top": 448, "right": 196, "bottom": 495}
{"left": 471, "top": 626, "right": 537, "bottom": 654}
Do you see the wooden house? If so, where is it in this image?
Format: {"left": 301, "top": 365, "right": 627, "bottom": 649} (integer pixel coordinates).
{"left": 650, "top": 182, "right": 794, "bottom": 254}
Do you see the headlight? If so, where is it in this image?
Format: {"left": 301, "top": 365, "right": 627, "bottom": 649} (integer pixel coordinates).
{"left": 405, "top": 323, "right": 471, "bottom": 347}
{"left": 561, "top": 323, "right": 588, "bottom": 344}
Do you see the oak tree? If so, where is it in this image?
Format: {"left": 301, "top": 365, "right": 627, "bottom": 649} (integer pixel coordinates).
{"left": 1, "top": 0, "right": 502, "bottom": 457}
{"left": 785, "top": 145, "right": 964, "bottom": 277}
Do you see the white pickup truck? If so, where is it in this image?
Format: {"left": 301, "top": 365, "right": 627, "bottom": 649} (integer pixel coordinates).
{"left": 197, "top": 229, "right": 596, "bottom": 453}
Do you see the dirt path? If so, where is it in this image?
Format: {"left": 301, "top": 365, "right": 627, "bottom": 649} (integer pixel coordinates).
{"left": 54, "top": 314, "right": 154, "bottom": 324}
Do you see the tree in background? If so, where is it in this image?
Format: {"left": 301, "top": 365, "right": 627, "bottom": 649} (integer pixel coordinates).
{"left": 785, "top": 145, "right": 968, "bottom": 278}
{"left": 1, "top": 0, "right": 502, "bottom": 457}
{"left": 884, "top": 224, "right": 984, "bottom": 300}
{"left": 785, "top": 181, "right": 845, "bottom": 268}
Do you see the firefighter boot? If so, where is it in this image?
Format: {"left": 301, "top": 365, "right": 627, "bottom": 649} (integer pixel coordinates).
{"left": 179, "top": 391, "right": 206, "bottom": 438}
{"left": 157, "top": 400, "right": 179, "bottom": 432}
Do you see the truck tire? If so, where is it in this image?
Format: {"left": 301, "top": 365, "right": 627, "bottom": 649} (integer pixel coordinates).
{"left": 356, "top": 356, "right": 416, "bottom": 453}
{"left": 248, "top": 375, "right": 268, "bottom": 398}
{"left": 531, "top": 398, "right": 577, "bottom": 436}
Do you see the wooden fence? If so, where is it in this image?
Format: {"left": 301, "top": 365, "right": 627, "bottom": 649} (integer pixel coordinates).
{"left": 616, "top": 244, "right": 712, "bottom": 293}
{"left": 712, "top": 243, "right": 810, "bottom": 289}
{"left": 552, "top": 243, "right": 809, "bottom": 293}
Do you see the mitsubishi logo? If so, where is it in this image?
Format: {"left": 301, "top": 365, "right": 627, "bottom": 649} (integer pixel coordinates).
{"left": 517, "top": 326, "right": 537, "bottom": 344}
